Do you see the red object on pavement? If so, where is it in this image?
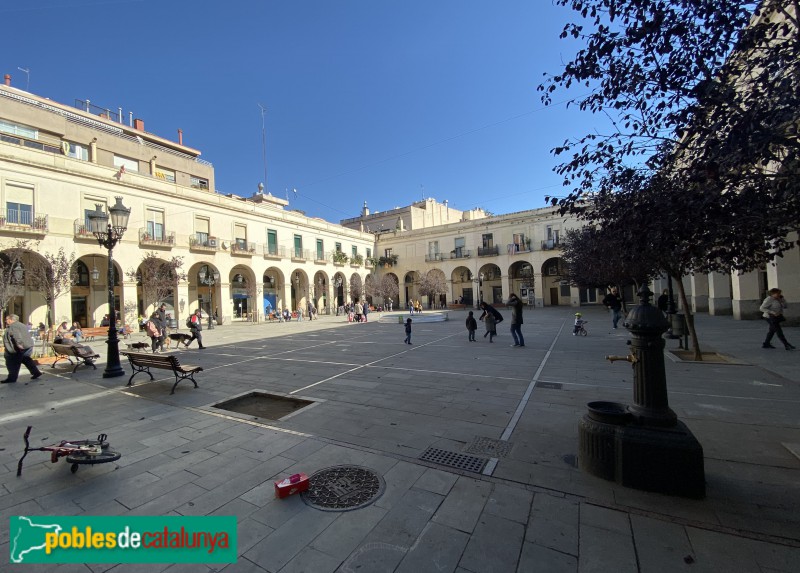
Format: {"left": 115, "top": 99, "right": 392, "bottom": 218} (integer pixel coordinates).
{"left": 274, "top": 473, "right": 309, "bottom": 498}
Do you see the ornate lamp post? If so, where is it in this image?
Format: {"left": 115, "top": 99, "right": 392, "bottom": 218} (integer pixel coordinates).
{"left": 87, "top": 196, "right": 130, "bottom": 378}
{"left": 333, "top": 276, "right": 342, "bottom": 314}
{"left": 473, "top": 272, "right": 484, "bottom": 308}
{"left": 198, "top": 265, "right": 219, "bottom": 329}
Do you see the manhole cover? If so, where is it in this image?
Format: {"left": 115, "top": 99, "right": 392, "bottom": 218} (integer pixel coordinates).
{"left": 419, "top": 448, "right": 488, "bottom": 473}
{"left": 464, "top": 437, "right": 513, "bottom": 458}
{"left": 301, "top": 465, "right": 385, "bottom": 512}
{"left": 213, "top": 392, "right": 313, "bottom": 420}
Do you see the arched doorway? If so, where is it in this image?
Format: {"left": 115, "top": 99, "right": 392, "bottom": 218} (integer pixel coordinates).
{"left": 541, "top": 257, "right": 568, "bottom": 306}
{"left": 509, "top": 261, "right": 535, "bottom": 306}
{"left": 477, "top": 264, "right": 502, "bottom": 305}
{"left": 263, "top": 268, "right": 284, "bottom": 314}
{"left": 451, "top": 266, "right": 473, "bottom": 306}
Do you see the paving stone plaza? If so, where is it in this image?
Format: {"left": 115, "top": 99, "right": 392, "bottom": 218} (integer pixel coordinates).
{"left": 1, "top": 307, "right": 798, "bottom": 572}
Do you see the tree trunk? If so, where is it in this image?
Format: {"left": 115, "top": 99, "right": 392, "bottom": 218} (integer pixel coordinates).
{"left": 673, "top": 274, "right": 702, "bottom": 361}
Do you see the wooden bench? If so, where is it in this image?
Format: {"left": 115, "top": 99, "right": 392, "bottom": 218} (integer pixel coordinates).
{"left": 120, "top": 351, "right": 203, "bottom": 394}
{"left": 50, "top": 343, "right": 101, "bottom": 373}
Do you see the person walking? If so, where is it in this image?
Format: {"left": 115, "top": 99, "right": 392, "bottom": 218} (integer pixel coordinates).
{"left": 602, "top": 287, "right": 624, "bottom": 329}
{"left": 145, "top": 312, "right": 162, "bottom": 353}
{"left": 362, "top": 302, "right": 369, "bottom": 323}
{"left": 2, "top": 314, "right": 42, "bottom": 383}
{"left": 483, "top": 310, "right": 497, "bottom": 343}
{"left": 760, "top": 288, "right": 795, "bottom": 350}
{"left": 404, "top": 317, "right": 413, "bottom": 344}
{"left": 508, "top": 293, "right": 525, "bottom": 347}
{"left": 185, "top": 309, "right": 206, "bottom": 349}
{"left": 466, "top": 311, "right": 478, "bottom": 341}
{"left": 156, "top": 303, "right": 167, "bottom": 351}
{"left": 478, "top": 301, "right": 503, "bottom": 338}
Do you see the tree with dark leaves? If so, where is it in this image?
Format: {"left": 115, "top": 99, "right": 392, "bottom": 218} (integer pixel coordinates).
{"left": 540, "top": 0, "right": 799, "bottom": 261}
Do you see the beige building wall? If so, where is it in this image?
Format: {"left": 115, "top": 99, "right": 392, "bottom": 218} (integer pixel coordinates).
{"left": 0, "top": 84, "right": 374, "bottom": 328}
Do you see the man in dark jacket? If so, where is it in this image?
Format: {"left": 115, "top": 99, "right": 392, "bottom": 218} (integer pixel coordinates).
{"left": 155, "top": 303, "right": 168, "bottom": 352}
{"left": 507, "top": 293, "right": 525, "bottom": 347}
{"left": 185, "top": 309, "right": 206, "bottom": 349}
{"left": 2, "top": 314, "right": 42, "bottom": 383}
{"left": 602, "top": 287, "right": 624, "bottom": 329}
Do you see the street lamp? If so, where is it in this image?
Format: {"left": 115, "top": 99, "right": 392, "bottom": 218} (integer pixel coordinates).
{"left": 473, "top": 272, "right": 484, "bottom": 308}
{"left": 198, "top": 265, "right": 220, "bottom": 329}
{"left": 87, "top": 196, "right": 130, "bottom": 378}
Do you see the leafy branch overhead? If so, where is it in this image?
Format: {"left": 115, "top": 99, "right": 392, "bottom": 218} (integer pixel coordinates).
{"left": 540, "top": 0, "right": 799, "bottom": 263}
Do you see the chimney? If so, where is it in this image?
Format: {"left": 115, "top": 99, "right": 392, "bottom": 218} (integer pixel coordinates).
{"left": 133, "top": 118, "right": 145, "bottom": 131}
{"left": 178, "top": 129, "right": 183, "bottom": 146}
{"left": 4, "top": 74, "right": 10, "bottom": 86}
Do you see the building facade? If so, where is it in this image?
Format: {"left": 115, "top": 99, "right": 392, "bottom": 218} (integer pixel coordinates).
{"left": 0, "top": 79, "right": 375, "bottom": 328}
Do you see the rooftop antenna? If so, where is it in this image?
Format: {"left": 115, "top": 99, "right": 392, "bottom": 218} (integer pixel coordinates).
{"left": 17, "top": 67, "right": 29, "bottom": 91}
{"left": 420, "top": 184, "right": 424, "bottom": 200}
{"left": 257, "top": 103, "right": 268, "bottom": 194}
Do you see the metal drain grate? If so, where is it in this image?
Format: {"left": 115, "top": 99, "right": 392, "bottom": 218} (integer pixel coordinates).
{"left": 464, "top": 437, "right": 513, "bottom": 458}
{"left": 419, "top": 448, "right": 488, "bottom": 473}
{"left": 537, "top": 382, "right": 563, "bottom": 390}
{"left": 301, "top": 465, "right": 385, "bottom": 512}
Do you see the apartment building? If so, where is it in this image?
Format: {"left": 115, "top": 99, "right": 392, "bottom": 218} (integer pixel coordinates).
{"left": 0, "top": 78, "right": 374, "bottom": 327}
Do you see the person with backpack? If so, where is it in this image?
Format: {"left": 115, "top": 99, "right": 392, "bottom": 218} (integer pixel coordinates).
{"left": 185, "top": 309, "right": 206, "bottom": 349}
{"left": 145, "top": 312, "right": 162, "bottom": 353}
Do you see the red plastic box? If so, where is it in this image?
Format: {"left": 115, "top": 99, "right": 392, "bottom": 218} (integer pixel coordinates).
{"left": 274, "top": 473, "right": 309, "bottom": 498}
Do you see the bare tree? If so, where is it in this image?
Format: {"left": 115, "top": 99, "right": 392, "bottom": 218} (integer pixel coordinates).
{"left": 417, "top": 270, "right": 447, "bottom": 308}
{"left": 370, "top": 274, "right": 400, "bottom": 307}
{"left": 26, "top": 247, "right": 78, "bottom": 327}
{"left": 350, "top": 274, "right": 364, "bottom": 302}
{"left": 0, "top": 239, "right": 33, "bottom": 323}
{"left": 244, "top": 279, "right": 262, "bottom": 322}
{"left": 127, "top": 252, "right": 186, "bottom": 315}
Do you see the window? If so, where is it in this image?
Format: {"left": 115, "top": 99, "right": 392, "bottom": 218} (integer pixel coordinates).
{"left": 113, "top": 155, "right": 139, "bottom": 173}
{"left": 81, "top": 196, "right": 107, "bottom": 232}
{"left": 454, "top": 237, "right": 466, "bottom": 258}
{"left": 146, "top": 208, "right": 164, "bottom": 240}
{"left": 233, "top": 223, "right": 247, "bottom": 247}
{"left": 64, "top": 141, "right": 89, "bottom": 161}
{"left": 428, "top": 241, "right": 439, "bottom": 255}
{"left": 316, "top": 239, "right": 324, "bottom": 260}
{"left": 482, "top": 233, "right": 493, "bottom": 248}
{"left": 267, "top": 229, "right": 277, "bottom": 255}
{"left": 5, "top": 183, "right": 34, "bottom": 225}
{"left": 384, "top": 248, "right": 393, "bottom": 257}
{"left": 0, "top": 119, "right": 37, "bottom": 139}
{"left": 190, "top": 176, "right": 209, "bottom": 190}
{"left": 155, "top": 166, "right": 175, "bottom": 183}
{"left": 335, "top": 242, "right": 342, "bottom": 253}
{"left": 294, "top": 234, "right": 303, "bottom": 258}
{"left": 512, "top": 233, "right": 526, "bottom": 252}
{"left": 352, "top": 245, "right": 358, "bottom": 257}
{"left": 366, "top": 247, "right": 372, "bottom": 258}
{"left": 195, "top": 217, "right": 210, "bottom": 245}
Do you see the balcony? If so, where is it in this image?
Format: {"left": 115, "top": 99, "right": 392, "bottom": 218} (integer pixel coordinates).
{"left": 189, "top": 235, "right": 219, "bottom": 252}
{"left": 450, "top": 248, "right": 471, "bottom": 259}
{"left": 292, "top": 248, "right": 311, "bottom": 262}
{"left": 541, "top": 239, "right": 560, "bottom": 250}
{"left": 477, "top": 246, "right": 499, "bottom": 257}
{"left": 231, "top": 241, "right": 257, "bottom": 256}
{"left": 139, "top": 228, "right": 175, "bottom": 248}
{"left": 314, "top": 251, "right": 327, "bottom": 264}
{"left": 74, "top": 220, "right": 94, "bottom": 240}
{"left": 0, "top": 210, "right": 48, "bottom": 235}
{"left": 365, "top": 259, "right": 374, "bottom": 269}
{"left": 264, "top": 244, "right": 287, "bottom": 259}
{"left": 507, "top": 241, "right": 532, "bottom": 255}
{"left": 425, "top": 252, "right": 445, "bottom": 262}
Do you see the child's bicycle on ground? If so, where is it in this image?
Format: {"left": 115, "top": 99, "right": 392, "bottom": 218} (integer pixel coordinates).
{"left": 17, "top": 426, "right": 121, "bottom": 476}
{"left": 574, "top": 321, "right": 589, "bottom": 336}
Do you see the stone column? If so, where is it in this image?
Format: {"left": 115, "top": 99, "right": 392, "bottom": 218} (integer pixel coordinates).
{"left": 707, "top": 272, "right": 732, "bottom": 316}
{"left": 690, "top": 274, "right": 709, "bottom": 313}
{"left": 766, "top": 240, "right": 800, "bottom": 325}
{"left": 731, "top": 271, "right": 762, "bottom": 320}
{"left": 175, "top": 282, "right": 190, "bottom": 324}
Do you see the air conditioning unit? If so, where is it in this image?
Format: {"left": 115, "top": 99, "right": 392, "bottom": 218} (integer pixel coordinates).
{"left": 208, "top": 237, "right": 218, "bottom": 248}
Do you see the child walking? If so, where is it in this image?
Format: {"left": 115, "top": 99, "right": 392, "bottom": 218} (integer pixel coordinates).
{"left": 573, "top": 312, "right": 585, "bottom": 335}
{"left": 466, "top": 311, "right": 478, "bottom": 342}
{"left": 404, "top": 317, "right": 413, "bottom": 345}
{"left": 484, "top": 312, "right": 497, "bottom": 343}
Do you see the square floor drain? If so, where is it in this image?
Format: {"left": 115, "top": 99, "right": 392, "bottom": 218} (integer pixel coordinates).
{"left": 464, "top": 437, "right": 513, "bottom": 458}
{"left": 537, "top": 382, "right": 563, "bottom": 390}
{"left": 213, "top": 392, "right": 313, "bottom": 420}
{"left": 419, "top": 448, "right": 488, "bottom": 473}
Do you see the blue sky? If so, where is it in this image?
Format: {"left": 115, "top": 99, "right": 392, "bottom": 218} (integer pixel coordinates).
{"left": 2, "top": 0, "right": 596, "bottom": 223}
